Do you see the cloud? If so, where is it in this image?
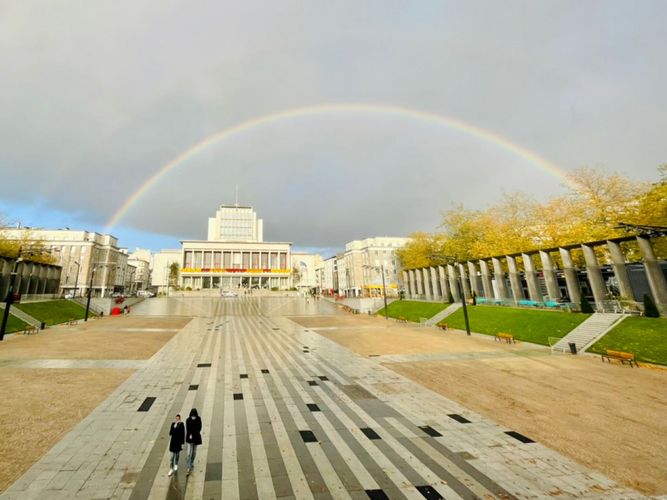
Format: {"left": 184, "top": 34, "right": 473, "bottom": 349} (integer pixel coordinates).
{"left": 1, "top": 0, "right": 665, "bottom": 250}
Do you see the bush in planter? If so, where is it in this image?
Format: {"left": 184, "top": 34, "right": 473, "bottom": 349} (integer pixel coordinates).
{"left": 643, "top": 294, "right": 660, "bottom": 318}
{"left": 580, "top": 295, "right": 594, "bottom": 313}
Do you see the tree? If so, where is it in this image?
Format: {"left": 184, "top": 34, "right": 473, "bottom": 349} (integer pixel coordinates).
{"left": 168, "top": 262, "right": 180, "bottom": 290}
{"left": 292, "top": 265, "right": 302, "bottom": 286}
{"left": 395, "top": 231, "right": 445, "bottom": 269}
{"left": 0, "top": 225, "right": 57, "bottom": 265}
{"left": 643, "top": 294, "right": 660, "bottom": 318}
{"left": 580, "top": 295, "right": 594, "bottom": 313}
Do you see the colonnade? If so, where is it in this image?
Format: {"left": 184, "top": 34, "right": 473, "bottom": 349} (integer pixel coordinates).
{"left": 402, "top": 235, "right": 667, "bottom": 316}
{"left": 0, "top": 258, "right": 62, "bottom": 300}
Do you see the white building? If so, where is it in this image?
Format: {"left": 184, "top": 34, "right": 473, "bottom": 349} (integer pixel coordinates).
{"left": 320, "top": 237, "right": 410, "bottom": 297}
{"left": 152, "top": 249, "right": 181, "bottom": 294}
{"left": 0, "top": 228, "right": 130, "bottom": 297}
{"left": 179, "top": 204, "right": 292, "bottom": 291}
{"left": 128, "top": 248, "right": 152, "bottom": 291}
{"left": 290, "top": 252, "right": 323, "bottom": 291}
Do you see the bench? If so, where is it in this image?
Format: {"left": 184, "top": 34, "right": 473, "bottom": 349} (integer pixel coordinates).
{"left": 397, "top": 316, "right": 408, "bottom": 323}
{"left": 22, "top": 326, "right": 39, "bottom": 335}
{"left": 601, "top": 350, "right": 639, "bottom": 367}
{"left": 438, "top": 323, "right": 448, "bottom": 331}
{"left": 494, "top": 332, "right": 515, "bottom": 344}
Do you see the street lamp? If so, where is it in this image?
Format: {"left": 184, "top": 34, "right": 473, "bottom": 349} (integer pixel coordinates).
{"left": 84, "top": 265, "right": 97, "bottom": 322}
{"left": 69, "top": 260, "right": 81, "bottom": 298}
{"left": 0, "top": 247, "right": 37, "bottom": 341}
{"left": 363, "top": 264, "right": 388, "bottom": 320}
{"left": 84, "top": 262, "right": 116, "bottom": 321}
{"left": 431, "top": 254, "right": 471, "bottom": 336}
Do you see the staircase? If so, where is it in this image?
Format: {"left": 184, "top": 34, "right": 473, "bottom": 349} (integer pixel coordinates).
{"left": 425, "top": 302, "right": 462, "bottom": 326}
{"left": 0, "top": 303, "right": 41, "bottom": 328}
{"left": 551, "top": 313, "right": 624, "bottom": 354}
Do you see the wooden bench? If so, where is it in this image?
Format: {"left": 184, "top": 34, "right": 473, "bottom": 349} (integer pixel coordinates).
{"left": 494, "top": 332, "right": 514, "bottom": 344}
{"left": 601, "top": 350, "right": 639, "bottom": 367}
{"left": 438, "top": 323, "right": 448, "bottom": 331}
{"left": 22, "top": 326, "right": 39, "bottom": 336}
{"left": 397, "top": 316, "right": 408, "bottom": 323}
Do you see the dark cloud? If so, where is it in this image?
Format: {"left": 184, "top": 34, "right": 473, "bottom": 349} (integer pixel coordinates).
{"left": 1, "top": 0, "right": 665, "bottom": 249}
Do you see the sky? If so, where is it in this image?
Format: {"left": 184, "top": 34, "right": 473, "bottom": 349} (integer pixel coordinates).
{"left": 1, "top": 0, "right": 665, "bottom": 254}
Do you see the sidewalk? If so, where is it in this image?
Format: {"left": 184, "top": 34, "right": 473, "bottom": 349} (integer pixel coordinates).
{"left": 1, "top": 298, "right": 644, "bottom": 499}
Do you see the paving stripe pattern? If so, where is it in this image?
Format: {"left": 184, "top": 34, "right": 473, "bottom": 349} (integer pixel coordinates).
{"left": 1, "top": 298, "right": 644, "bottom": 499}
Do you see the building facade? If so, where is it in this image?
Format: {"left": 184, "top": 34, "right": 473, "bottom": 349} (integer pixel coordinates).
{"left": 290, "top": 252, "right": 323, "bottom": 292}
{"left": 180, "top": 204, "right": 292, "bottom": 291}
{"left": 1, "top": 229, "right": 130, "bottom": 297}
{"left": 128, "top": 248, "right": 152, "bottom": 292}
{"left": 316, "top": 237, "right": 410, "bottom": 297}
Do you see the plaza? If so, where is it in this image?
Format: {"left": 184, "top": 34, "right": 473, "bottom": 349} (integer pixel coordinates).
{"left": 1, "top": 296, "right": 663, "bottom": 499}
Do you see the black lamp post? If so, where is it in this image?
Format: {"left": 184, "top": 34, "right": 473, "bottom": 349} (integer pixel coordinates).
{"left": 432, "top": 255, "right": 471, "bottom": 336}
{"left": 364, "top": 264, "right": 389, "bottom": 320}
{"left": 0, "top": 253, "right": 23, "bottom": 341}
{"left": 72, "top": 260, "right": 81, "bottom": 298}
{"left": 84, "top": 266, "right": 97, "bottom": 322}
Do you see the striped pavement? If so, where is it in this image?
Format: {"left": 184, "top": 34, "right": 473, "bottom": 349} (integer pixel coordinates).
{"left": 1, "top": 297, "right": 643, "bottom": 499}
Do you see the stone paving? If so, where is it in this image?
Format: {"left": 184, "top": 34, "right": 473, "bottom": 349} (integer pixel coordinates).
{"left": 1, "top": 297, "right": 646, "bottom": 499}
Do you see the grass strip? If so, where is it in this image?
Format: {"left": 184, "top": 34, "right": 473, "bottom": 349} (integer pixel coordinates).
{"left": 588, "top": 316, "right": 667, "bottom": 366}
{"left": 440, "top": 305, "right": 590, "bottom": 345}
{"left": 377, "top": 300, "right": 448, "bottom": 323}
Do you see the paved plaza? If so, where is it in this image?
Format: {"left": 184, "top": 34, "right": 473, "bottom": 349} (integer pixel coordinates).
{"left": 1, "top": 297, "right": 647, "bottom": 499}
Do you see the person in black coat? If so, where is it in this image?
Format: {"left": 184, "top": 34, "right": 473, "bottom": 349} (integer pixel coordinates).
{"left": 185, "top": 408, "right": 203, "bottom": 474}
{"left": 168, "top": 414, "right": 185, "bottom": 476}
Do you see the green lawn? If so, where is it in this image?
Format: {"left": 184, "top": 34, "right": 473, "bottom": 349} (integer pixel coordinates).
{"left": 376, "top": 300, "right": 449, "bottom": 322}
{"left": 440, "top": 305, "right": 591, "bottom": 345}
{"left": 588, "top": 316, "right": 667, "bottom": 366}
{"left": 14, "top": 299, "right": 92, "bottom": 326}
{"left": 3, "top": 313, "right": 29, "bottom": 334}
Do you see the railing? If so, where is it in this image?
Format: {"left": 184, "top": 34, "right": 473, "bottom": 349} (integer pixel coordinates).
{"left": 476, "top": 296, "right": 578, "bottom": 311}
{"left": 16, "top": 294, "right": 59, "bottom": 303}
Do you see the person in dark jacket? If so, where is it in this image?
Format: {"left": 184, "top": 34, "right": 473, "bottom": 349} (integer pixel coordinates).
{"left": 168, "top": 414, "right": 185, "bottom": 476}
{"left": 185, "top": 408, "right": 203, "bottom": 474}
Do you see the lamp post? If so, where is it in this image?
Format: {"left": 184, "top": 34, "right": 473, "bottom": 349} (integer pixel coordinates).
{"left": 363, "top": 264, "right": 389, "bottom": 320}
{"left": 84, "top": 265, "right": 97, "bottom": 322}
{"left": 73, "top": 260, "right": 81, "bottom": 297}
{"left": 431, "top": 255, "right": 471, "bottom": 336}
{"left": 0, "top": 250, "right": 24, "bottom": 341}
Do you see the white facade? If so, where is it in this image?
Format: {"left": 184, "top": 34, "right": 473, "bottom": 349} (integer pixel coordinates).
{"left": 180, "top": 203, "right": 291, "bottom": 291}
{"left": 1, "top": 228, "right": 130, "bottom": 297}
{"left": 290, "top": 252, "right": 323, "bottom": 290}
{"left": 318, "top": 237, "right": 410, "bottom": 297}
{"left": 207, "top": 204, "right": 263, "bottom": 242}
{"left": 152, "top": 249, "right": 182, "bottom": 293}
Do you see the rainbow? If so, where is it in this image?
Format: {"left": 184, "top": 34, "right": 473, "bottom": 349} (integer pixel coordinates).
{"left": 106, "top": 103, "right": 576, "bottom": 229}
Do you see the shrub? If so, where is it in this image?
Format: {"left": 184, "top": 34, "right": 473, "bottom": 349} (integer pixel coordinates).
{"left": 644, "top": 294, "right": 660, "bottom": 318}
{"left": 580, "top": 295, "right": 595, "bottom": 313}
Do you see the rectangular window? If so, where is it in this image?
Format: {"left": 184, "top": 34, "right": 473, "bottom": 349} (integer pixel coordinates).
{"left": 251, "top": 252, "right": 259, "bottom": 268}
{"left": 223, "top": 252, "right": 231, "bottom": 267}
{"left": 261, "top": 253, "right": 269, "bottom": 268}
{"left": 213, "top": 252, "right": 221, "bottom": 267}
{"left": 194, "top": 252, "right": 203, "bottom": 268}
{"left": 280, "top": 253, "right": 287, "bottom": 269}
{"left": 203, "top": 252, "right": 212, "bottom": 268}
{"left": 184, "top": 251, "right": 193, "bottom": 268}
{"left": 242, "top": 252, "right": 250, "bottom": 268}
{"left": 270, "top": 252, "right": 278, "bottom": 268}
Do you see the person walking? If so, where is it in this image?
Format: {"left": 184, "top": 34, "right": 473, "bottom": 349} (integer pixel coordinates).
{"left": 168, "top": 414, "right": 185, "bottom": 476}
{"left": 185, "top": 408, "right": 202, "bottom": 474}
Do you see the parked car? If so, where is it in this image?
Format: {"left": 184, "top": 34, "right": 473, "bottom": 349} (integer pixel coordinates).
{"left": 64, "top": 292, "right": 74, "bottom": 299}
{"left": 221, "top": 290, "right": 237, "bottom": 298}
